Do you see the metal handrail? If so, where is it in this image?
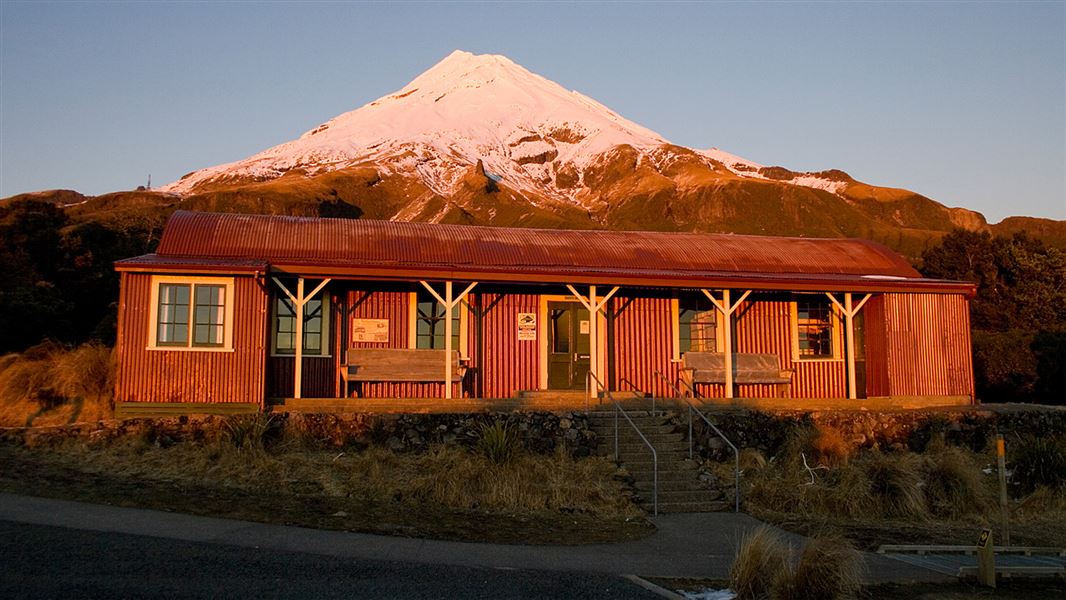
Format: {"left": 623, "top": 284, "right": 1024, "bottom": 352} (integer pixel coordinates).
{"left": 589, "top": 371, "right": 658, "bottom": 515}
{"left": 616, "top": 376, "right": 655, "bottom": 415}
{"left": 655, "top": 370, "right": 741, "bottom": 513}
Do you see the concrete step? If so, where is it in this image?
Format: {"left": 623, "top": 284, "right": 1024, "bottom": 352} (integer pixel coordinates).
{"left": 588, "top": 422, "right": 677, "bottom": 435}
{"left": 637, "top": 489, "right": 724, "bottom": 504}
{"left": 634, "top": 479, "right": 718, "bottom": 493}
{"left": 621, "top": 467, "right": 701, "bottom": 483}
{"left": 606, "top": 440, "right": 689, "bottom": 455}
{"left": 617, "top": 456, "right": 695, "bottom": 471}
{"left": 641, "top": 499, "right": 731, "bottom": 513}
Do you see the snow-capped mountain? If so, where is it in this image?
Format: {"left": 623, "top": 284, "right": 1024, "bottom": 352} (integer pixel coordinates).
{"left": 161, "top": 50, "right": 847, "bottom": 202}
{"left": 144, "top": 49, "right": 1006, "bottom": 257}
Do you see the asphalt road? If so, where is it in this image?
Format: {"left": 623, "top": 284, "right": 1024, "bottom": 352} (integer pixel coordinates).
{"left": 0, "top": 520, "right": 665, "bottom": 599}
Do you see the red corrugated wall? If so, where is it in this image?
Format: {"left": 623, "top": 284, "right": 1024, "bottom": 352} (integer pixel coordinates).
{"left": 865, "top": 293, "right": 974, "bottom": 398}
{"left": 115, "top": 272, "right": 268, "bottom": 405}
{"left": 609, "top": 296, "right": 679, "bottom": 397}
{"left": 472, "top": 293, "right": 540, "bottom": 398}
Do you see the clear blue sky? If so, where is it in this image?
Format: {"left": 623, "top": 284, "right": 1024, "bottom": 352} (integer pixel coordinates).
{"left": 2, "top": 1, "right": 1063, "bottom": 222}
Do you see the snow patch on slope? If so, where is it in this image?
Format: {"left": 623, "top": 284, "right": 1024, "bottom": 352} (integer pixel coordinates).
{"left": 699, "top": 148, "right": 847, "bottom": 194}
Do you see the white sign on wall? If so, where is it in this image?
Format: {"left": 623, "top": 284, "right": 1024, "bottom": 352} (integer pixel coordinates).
{"left": 352, "top": 318, "right": 389, "bottom": 343}
{"left": 517, "top": 312, "right": 537, "bottom": 341}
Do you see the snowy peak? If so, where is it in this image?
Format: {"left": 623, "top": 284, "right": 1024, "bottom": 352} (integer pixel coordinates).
{"left": 161, "top": 50, "right": 849, "bottom": 202}
{"left": 163, "top": 50, "right": 670, "bottom": 197}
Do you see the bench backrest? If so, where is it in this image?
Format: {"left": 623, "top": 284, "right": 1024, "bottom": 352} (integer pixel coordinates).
{"left": 682, "top": 352, "right": 789, "bottom": 383}
{"left": 346, "top": 348, "right": 463, "bottom": 382}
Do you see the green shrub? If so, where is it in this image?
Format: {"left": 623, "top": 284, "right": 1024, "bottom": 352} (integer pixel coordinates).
{"left": 1010, "top": 435, "right": 1066, "bottom": 494}
{"left": 477, "top": 421, "right": 522, "bottom": 465}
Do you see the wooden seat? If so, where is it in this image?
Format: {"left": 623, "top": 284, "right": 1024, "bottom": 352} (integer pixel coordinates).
{"left": 680, "top": 352, "right": 794, "bottom": 397}
{"left": 342, "top": 348, "right": 468, "bottom": 397}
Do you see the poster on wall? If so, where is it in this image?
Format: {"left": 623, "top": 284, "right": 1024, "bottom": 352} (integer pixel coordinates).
{"left": 579, "top": 319, "right": 590, "bottom": 334}
{"left": 352, "top": 318, "right": 389, "bottom": 343}
{"left": 517, "top": 312, "right": 536, "bottom": 341}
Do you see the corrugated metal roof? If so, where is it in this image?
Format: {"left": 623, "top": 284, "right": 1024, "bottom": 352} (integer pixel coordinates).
{"left": 153, "top": 210, "right": 920, "bottom": 278}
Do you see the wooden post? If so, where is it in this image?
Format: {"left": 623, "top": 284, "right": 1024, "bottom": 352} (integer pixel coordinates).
{"left": 977, "top": 528, "right": 996, "bottom": 588}
{"left": 702, "top": 289, "right": 751, "bottom": 400}
{"left": 844, "top": 293, "right": 855, "bottom": 400}
{"left": 444, "top": 281, "right": 453, "bottom": 399}
{"left": 590, "top": 285, "right": 597, "bottom": 393}
{"left": 295, "top": 278, "right": 304, "bottom": 399}
{"left": 826, "top": 292, "right": 872, "bottom": 400}
{"left": 997, "top": 434, "right": 1011, "bottom": 546}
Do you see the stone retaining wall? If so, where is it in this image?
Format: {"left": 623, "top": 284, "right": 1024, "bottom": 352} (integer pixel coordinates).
{"left": 0, "top": 411, "right": 600, "bottom": 457}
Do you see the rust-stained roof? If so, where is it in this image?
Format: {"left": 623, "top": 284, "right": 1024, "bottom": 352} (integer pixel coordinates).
{"left": 117, "top": 211, "right": 973, "bottom": 294}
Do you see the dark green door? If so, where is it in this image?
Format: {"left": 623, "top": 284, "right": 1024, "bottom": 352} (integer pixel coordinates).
{"left": 548, "top": 301, "right": 590, "bottom": 390}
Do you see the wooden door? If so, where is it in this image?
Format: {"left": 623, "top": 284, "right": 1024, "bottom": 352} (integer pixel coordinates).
{"left": 547, "top": 301, "right": 590, "bottom": 389}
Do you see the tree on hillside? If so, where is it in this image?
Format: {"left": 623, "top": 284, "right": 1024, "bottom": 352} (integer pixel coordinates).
{"left": 921, "top": 229, "right": 1066, "bottom": 404}
{"left": 0, "top": 199, "right": 161, "bottom": 353}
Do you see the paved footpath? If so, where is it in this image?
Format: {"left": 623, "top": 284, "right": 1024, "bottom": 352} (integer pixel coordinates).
{"left": 0, "top": 492, "right": 946, "bottom": 583}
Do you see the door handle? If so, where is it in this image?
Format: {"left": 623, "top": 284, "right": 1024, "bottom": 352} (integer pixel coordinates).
{"left": 576, "top": 354, "right": 590, "bottom": 360}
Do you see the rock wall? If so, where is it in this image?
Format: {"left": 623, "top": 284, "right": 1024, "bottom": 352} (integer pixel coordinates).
{"left": 683, "top": 406, "right": 1066, "bottom": 460}
{"left": 0, "top": 411, "right": 600, "bottom": 457}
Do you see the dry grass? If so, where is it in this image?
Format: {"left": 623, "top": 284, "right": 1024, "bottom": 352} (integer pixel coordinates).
{"left": 731, "top": 528, "right": 862, "bottom": 600}
{"left": 30, "top": 431, "right": 641, "bottom": 520}
{"left": 809, "top": 425, "right": 852, "bottom": 467}
{"left": 731, "top": 526, "right": 791, "bottom": 600}
{"left": 921, "top": 446, "right": 992, "bottom": 518}
{"left": 0, "top": 342, "right": 114, "bottom": 427}
{"left": 862, "top": 451, "right": 926, "bottom": 519}
{"left": 776, "top": 536, "right": 863, "bottom": 600}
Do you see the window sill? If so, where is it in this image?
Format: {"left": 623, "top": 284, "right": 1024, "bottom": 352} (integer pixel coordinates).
{"left": 269, "top": 353, "right": 333, "bottom": 359}
{"left": 792, "top": 357, "right": 843, "bottom": 363}
{"left": 147, "top": 346, "right": 235, "bottom": 353}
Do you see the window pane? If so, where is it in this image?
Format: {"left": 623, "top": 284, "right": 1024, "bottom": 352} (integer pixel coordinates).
{"left": 679, "top": 297, "right": 716, "bottom": 354}
{"left": 415, "top": 292, "right": 457, "bottom": 350}
{"left": 157, "top": 284, "right": 190, "bottom": 345}
{"left": 797, "top": 299, "right": 833, "bottom": 358}
{"left": 192, "top": 284, "right": 225, "bottom": 347}
{"left": 551, "top": 309, "right": 570, "bottom": 353}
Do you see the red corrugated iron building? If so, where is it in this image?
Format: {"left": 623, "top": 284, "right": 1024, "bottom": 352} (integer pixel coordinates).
{"left": 113, "top": 211, "right": 975, "bottom": 413}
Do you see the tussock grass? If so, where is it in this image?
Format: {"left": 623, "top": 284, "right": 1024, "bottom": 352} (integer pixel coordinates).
{"left": 863, "top": 451, "right": 926, "bottom": 519}
{"left": 775, "top": 536, "right": 863, "bottom": 600}
{"left": 0, "top": 342, "right": 113, "bottom": 426}
{"left": 731, "top": 526, "right": 791, "bottom": 600}
{"left": 731, "top": 528, "right": 862, "bottom": 600}
{"left": 1009, "top": 435, "right": 1066, "bottom": 493}
{"left": 922, "top": 446, "right": 991, "bottom": 518}
{"left": 476, "top": 421, "right": 522, "bottom": 465}
{"left": 34, "top": 435, "right": 641, "bottom": 520}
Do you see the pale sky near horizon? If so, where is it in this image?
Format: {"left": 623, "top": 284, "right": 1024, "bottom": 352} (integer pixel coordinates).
{"left": 1, "top": 1, "right": 1063, "bottom": 222}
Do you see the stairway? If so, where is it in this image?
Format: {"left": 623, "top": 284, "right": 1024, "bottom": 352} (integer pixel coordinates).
{"left": 588, "top": 410, "right": 728, "bottom": 514}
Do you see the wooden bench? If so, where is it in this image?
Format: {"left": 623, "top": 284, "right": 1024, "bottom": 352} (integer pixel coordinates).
{"left": 341, "top": 348, "right": 468, "bottom": 397}
{"left": 680, "top": 352, "right": 794, "bottom": 398}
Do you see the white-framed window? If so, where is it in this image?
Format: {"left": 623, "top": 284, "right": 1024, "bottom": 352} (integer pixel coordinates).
{"left": 148, "top": 276, "right": 235, "bottom": 351}
{"left": 271, "top": 291, "right": 330, "bottom": 356}
{"left": 791, "top": 296, "right": 840, "bottom": 360}
{"left": 408, "top": 291, "right": 467, "bottom": 355}
{"left": 672, "top": 296, "right": 722, "bottom": 360}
